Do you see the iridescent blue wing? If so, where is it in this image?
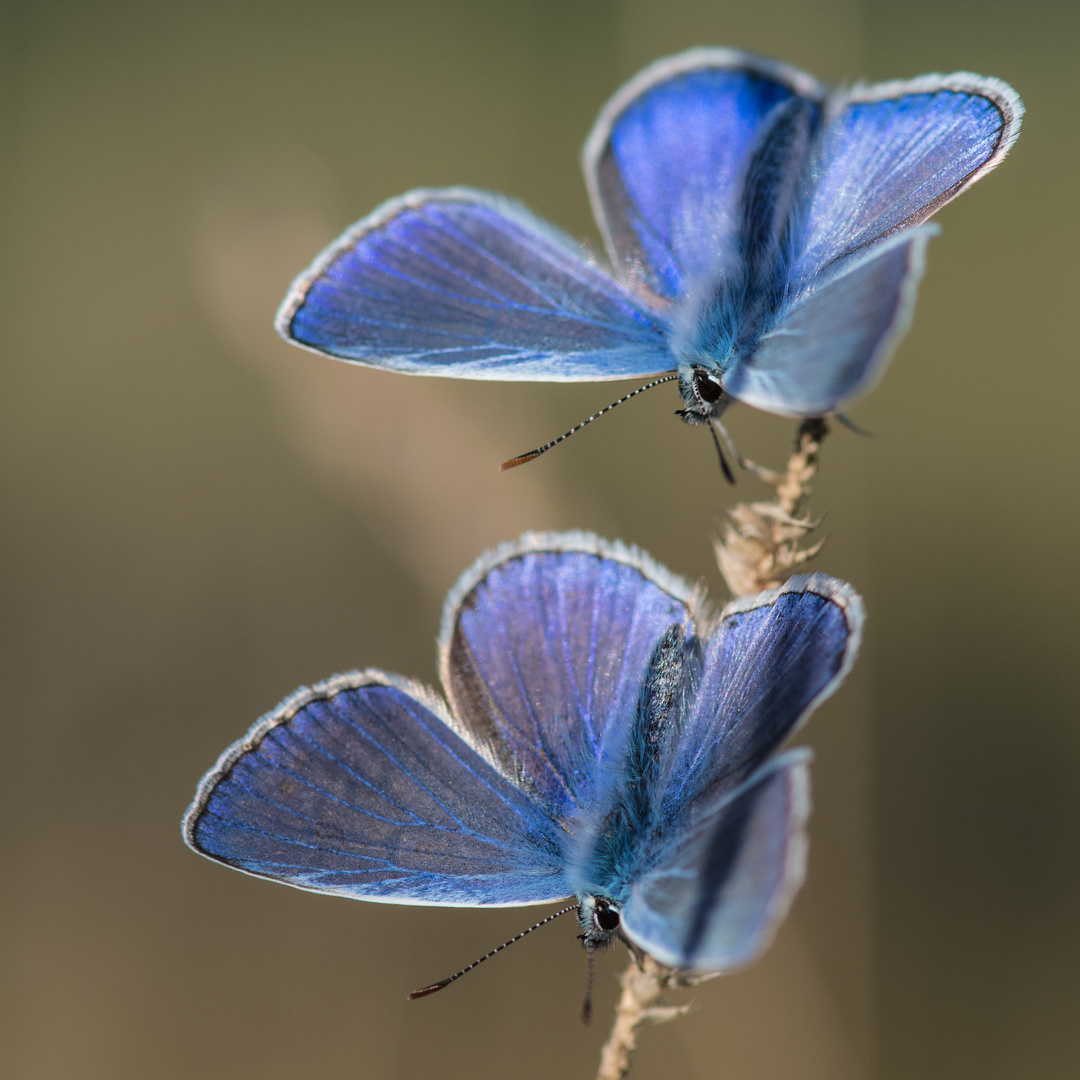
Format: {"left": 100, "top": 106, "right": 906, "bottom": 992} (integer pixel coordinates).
{"left": 622, "top": 751, "right": 810, "bottom": 972}
{"left": 724, "top": 224, "right": 936, "bottom": 415}
{"left": 720, "top": 73, "right": 1021, "bottom": 415}
{"left": 275, "top": 188, "right": 673, "bottom": 381}
{"left": 583, "top": 48, "right": 825, "bottom": 302}
{"left": 790, "top": 73, "right": 1023, "bottom": 288}
{"left": 440, "top": 532, "right": 696, "bottom": 820}
{"left": 183, "top": 671, "right": 570, "bottom": 906}
{"left": 661, "top": 574, "right": 863, "bottom": 815}
{"left": 622, "top": 576, "right": 861, "bottom": 972}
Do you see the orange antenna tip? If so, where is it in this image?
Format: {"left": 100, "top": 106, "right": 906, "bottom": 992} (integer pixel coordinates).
{"left": 500, "top": 452, "right": 540, "bottom": 471}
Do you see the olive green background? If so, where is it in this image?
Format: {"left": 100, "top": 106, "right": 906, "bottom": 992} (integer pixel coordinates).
{"left": 2, "top": 0, "right": 1077, "bottom": 1077}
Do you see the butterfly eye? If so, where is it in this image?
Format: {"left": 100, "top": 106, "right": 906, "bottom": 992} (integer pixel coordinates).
{"left": 593, "top": 899, "right": 620, "bottom": 932}
{"left": 693, "top": 370, "right": 723, "bottom": 405}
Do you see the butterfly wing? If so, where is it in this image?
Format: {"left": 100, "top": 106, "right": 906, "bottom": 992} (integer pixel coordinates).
{"left": 622, "top": 751, "right": 810, "bottom": 972}
{"left": 583, "top": 48, "right": 825, "bottom": 302}
{"left": 276, "top": 188, "right": 673, "bottom": 381}
{"left": 183, "top": 671, "right": 570, "bottom": 906}
{"left": 724, "top": 224, "right": 937, "bottom": 415}
{"left": 663, "top": 574, "right": 863, "bottom": 814}
{"left": 622, "top": 574, "right": 861, "bottom": 971}
{"left": 440, "top": 531, "right": 697, "bottom": 819}
{"left": 790, "top": 72, "right": 1023, "bottom": 288}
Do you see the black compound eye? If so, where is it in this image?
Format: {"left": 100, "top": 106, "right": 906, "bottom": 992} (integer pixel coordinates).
{"left": 594, "top": 899, "right": 620, "bottom": 932}
{"left": 693, "top": 371, "right": 723, "bottom": 404}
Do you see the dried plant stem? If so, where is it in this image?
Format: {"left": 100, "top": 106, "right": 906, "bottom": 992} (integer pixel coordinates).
{"left": 715, "top": 418, "right": 828, "bottom": 598}
{"left": 596, "top": 956, "right": 690, "bottom": 1080}
{"left": 594, "top": 419, "right": 829, "bottom": 1080}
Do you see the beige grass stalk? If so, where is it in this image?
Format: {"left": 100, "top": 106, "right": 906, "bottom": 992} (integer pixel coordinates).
{"left": 594, "top": 419, "right": 828, "bottom": 1080}
{"left": 715, "top": 418, "right": 828, "bottom": 597}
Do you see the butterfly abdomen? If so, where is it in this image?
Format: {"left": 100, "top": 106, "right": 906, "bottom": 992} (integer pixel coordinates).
{"left": 671, "top": 93, "right": 819, "bottom": 389}
{"left": 570, "top": 624, "right": 702, "bottom": 896}
{"left": 739, "top": 96, "right": 818, "bottom": 277}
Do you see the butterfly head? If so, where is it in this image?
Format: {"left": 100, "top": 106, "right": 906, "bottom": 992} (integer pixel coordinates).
{"left": 578, "top": 894, "right": 623, "bottom": 952}
{"left": 676, "top": 365, "right": 730, "bottom": 425}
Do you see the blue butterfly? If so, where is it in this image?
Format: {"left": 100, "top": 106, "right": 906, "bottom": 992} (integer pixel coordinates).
{"left": 183, "top": 532, "right": 863, "bottom": 980}
{"left": 275, "top": 49, "right": 1022, "bottom": 445}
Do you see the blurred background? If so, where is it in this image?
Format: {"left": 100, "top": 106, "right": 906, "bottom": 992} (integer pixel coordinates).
{"left": 1, "top": 0, "right": 1077, "bottom": 1077}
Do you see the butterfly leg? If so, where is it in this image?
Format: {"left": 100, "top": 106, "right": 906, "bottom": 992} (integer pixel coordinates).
{"left": 707, "top": 422, "right": 737, "bottom": 485}
{"left": 712, "top": 417, "right": 787, "bottom": 486}
{"left": 832, "top": 412, "right": 872, "bottom": 437}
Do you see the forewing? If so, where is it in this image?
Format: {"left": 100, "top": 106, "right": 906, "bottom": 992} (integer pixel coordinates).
{"left": 663, "top": 575, "right": 862, "bottom": 813}
{"left": 441, "top": 532, "right": 697, "bottom": 819}
{"left": 276, "top": 188, "right": 673, "bottom": 381}
{"left": 183, "top": 671, "right": 569, "bottom": 906}
{"left": 724, "top": 224, "right": 935, "bottom": 416}
{"left": 583, "top": 48, "right": 825, "bottom": 301}
{"left": 791, "top": 73, "right": 1022, "bottom": 286}
{"left": 622, "top": 752, "right": 809, "bottom": 972}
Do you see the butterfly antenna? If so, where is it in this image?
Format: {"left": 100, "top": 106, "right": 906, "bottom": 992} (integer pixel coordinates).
{"left": 581, "top": 947, "right": 596, "bottom": 1025}
{"left": 407, "top": 902, "right": 578, "bottom": 1000}
{"left": 500, "top": 375, "right": 678, "bottom": 470}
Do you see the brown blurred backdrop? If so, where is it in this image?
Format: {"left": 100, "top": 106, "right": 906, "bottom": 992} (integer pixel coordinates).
{"left": 1, "top": 0, "right": 1077, "bottom": 1077}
